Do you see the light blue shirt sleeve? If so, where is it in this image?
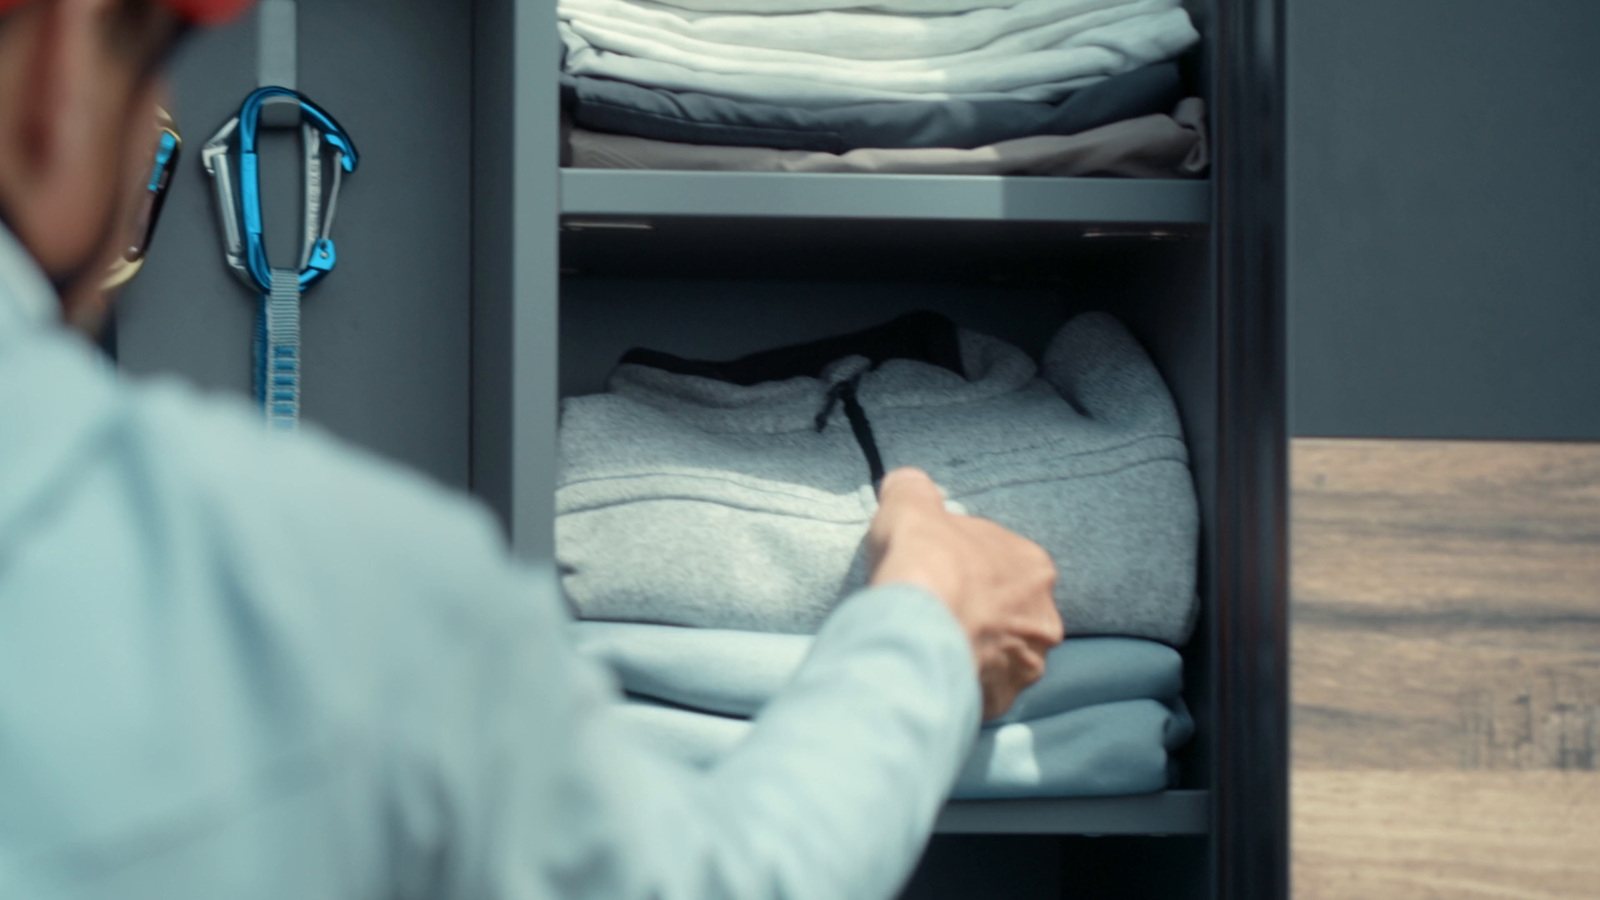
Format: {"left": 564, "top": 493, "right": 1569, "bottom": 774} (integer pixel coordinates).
{"left": 0, "top": 322, "right": 982, "bottom": 900}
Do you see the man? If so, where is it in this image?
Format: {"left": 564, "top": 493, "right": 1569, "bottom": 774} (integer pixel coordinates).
{"left": 0, "top": 1, "right": 1064, "bottom": 897}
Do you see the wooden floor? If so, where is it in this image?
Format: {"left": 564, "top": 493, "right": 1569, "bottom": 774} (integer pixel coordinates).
{"left": 1291, "top": 439, "right": 1600, "bottom": 899}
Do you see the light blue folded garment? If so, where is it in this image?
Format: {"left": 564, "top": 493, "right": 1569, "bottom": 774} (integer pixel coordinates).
{"left": 574, "top": 622, "right": 1184, "bottom": 723}
{"left": 619, "top": 697, "right": 1193, "bottom": 799}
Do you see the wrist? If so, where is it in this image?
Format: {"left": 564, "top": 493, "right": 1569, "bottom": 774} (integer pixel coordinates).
{"left": 869, "top": 552, "right": 965, "bottom": 616}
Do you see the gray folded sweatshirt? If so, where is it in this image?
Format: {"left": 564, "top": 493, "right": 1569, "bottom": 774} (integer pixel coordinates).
{"left": 557, "top": 311, "right": 1199, "bottom": 643}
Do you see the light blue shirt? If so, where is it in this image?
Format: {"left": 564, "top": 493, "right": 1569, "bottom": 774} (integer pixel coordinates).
{"left": 0, "top": 226, "right": 981, "bottom": 899}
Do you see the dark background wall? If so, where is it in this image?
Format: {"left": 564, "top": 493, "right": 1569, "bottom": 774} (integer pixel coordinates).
{"left": 116, "top": 0, "right": 473, "bottom": 487}
{"left": 1288, "top": 0, "right": 1600, "bottom": 440}
{"left": 120, "top": 1, "right": 1600, "bottom": 453}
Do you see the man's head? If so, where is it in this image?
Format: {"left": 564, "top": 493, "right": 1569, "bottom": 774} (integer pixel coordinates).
{"left": 0, "top": 0, "right": 249, "bottom": 328}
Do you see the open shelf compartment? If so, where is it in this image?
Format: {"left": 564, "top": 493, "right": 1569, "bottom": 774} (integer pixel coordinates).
{"left": 559, "top": 239, "right": 1218, "bottom": 855}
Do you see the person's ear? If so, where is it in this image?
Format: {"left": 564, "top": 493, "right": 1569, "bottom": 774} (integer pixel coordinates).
{"left": 11, "top": 0, "right": 125, "bottom": 202}
{"left": 15, "top": 0, "right": 87, "bottom": 177}
{"left": 3, "top": 0, "right": 141, "bottom": 285}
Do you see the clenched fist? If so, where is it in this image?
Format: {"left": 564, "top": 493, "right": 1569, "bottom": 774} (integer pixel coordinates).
{"left": 868, "top": 467, "right": 1064, "bottom": 719}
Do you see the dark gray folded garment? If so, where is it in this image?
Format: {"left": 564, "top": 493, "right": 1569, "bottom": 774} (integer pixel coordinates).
{"left": 568, "top": 98, "right": 1208, "bottom": 177}
{"left": 560, "top": 60, "right": 1182, "bottom": 152}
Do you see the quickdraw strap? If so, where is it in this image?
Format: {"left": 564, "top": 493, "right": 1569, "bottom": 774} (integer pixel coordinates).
{"left": 259, "top": 269, "right": 302, "bottom": 429}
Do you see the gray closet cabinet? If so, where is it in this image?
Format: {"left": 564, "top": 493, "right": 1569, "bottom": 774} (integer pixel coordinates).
{"left": 118, "top": 0, "right": 1288, "bottom": 898}
{"left": 475, "top": 0, "right": 1287, "bottom": 898}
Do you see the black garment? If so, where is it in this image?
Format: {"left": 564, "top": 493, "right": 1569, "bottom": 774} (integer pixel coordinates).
{"left": 561, "top": 62, "right": 1183, "bottom": 153}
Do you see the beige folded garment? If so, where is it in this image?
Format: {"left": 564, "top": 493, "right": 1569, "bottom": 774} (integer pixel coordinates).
{"left": 568, "top": 97, "right": 1207, "bottom": 177}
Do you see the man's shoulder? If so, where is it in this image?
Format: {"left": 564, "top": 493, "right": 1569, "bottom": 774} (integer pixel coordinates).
{"left": 123, "top": 371, "right": 510, "bottom": 579}
{"left": 5, "top": 327, "right": 534, "bottom": 615}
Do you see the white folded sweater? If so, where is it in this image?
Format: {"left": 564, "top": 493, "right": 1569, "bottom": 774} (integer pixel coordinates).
{"left": 557, "top": 312, "right": 1200, "bottom": 642}
{"left": 560, "top": 0, "right": 1176, "bottom": 63}
{"left": 559, "top": 2, "right": 1198, "bottom": 107}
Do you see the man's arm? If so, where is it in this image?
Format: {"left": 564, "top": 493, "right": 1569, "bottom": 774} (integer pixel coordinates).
{"left": 416, "top": 468, "right": 1060, "bottom": 900}
{"left": 0, "top": 352, "right": 1058, "bottom": 899}
{"left": 446, "top": 575, "right": 981, "bottom": 900}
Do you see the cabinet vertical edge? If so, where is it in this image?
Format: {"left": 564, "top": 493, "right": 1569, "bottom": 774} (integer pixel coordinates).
{"left": 471, "top": 0, "right": 562, "bottom": 560}
{"left": 1213, "top": 1, "right": 1290, "bottom": 899}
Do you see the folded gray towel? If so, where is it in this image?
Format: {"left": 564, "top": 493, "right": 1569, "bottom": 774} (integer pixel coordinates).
{"left": 558, "top": 311, "right": 1199, "bottom": 643}
{"left": 573, "top": 622, "right": 1184, "bottom": 722}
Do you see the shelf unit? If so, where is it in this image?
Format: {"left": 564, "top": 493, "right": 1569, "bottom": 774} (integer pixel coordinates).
{"left": 559, "top": 172, "right": 1213, "bottom": 283}
{"left": 936, "top": 791, "right": 1210, "bottom": 836}
{"left": 548, "top": 92, "right": 1221, "bottom": 892}
{"left": 471, "top": 0, "right": 1292, "bottom": 895}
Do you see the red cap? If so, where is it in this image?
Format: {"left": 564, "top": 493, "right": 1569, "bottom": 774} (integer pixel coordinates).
{"left": 0, "top": 0, "right": 255, "bottom": 25}
{"left": 156, "top": 0, "right": 256, "bottom": 24}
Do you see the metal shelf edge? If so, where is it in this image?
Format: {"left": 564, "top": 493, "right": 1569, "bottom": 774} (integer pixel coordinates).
{"left": 933, "top": 790, "right": 1210, "bottom": 836}
{"left": 560, "top": 170, "right": 1211, "bottom": 224}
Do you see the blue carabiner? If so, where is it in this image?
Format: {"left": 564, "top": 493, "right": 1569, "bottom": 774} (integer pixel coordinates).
{"left": 234, "top": 86, "right": 360, "bottom": 293}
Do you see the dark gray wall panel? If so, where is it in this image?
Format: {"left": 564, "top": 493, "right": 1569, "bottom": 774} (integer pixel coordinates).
{"left": 118, "top": 0, "right": 472, "bottom": 487}
{"left": 1288, "top": 0, "right": 1600, "bottom": 439}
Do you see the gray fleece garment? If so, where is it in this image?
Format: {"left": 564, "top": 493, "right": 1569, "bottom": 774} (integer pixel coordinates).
{"left": 557, "top": 311, "right": 1199, "bottom": 643}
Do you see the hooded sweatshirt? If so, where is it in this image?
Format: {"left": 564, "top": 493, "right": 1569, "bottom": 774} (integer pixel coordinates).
{"left": 557, "top": 310, "right": 1199, "bottom": 644}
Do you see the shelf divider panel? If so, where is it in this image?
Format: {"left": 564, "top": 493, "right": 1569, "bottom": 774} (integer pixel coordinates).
{"left": 934, "top": 790, "right": 1209, "bottom": 835}
{"left": 561, "top": 171, "right": 1211, "bottom": 224}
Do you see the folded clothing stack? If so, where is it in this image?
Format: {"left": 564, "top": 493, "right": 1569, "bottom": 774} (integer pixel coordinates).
{"left": 558, "top": 311, "right": 1200, "bottom": 643}
{"left": 558, "top": 311, "right": 1202, "bottom": 797}
{"left": 575, "top": 623, "right": 1194, "bottom": 798}
{"left": 559, "top": 0, "right": 1208, "bottom": 176}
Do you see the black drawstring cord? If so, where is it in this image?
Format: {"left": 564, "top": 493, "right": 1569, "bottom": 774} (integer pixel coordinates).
{"left": 813, "top": 381, "right": 846, "bottom": 433}
{"left": 815, "top": 376, "right": 887, "bottom": 492}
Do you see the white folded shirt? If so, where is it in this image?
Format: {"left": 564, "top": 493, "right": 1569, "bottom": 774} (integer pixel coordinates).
{"left": 558, "top": 5, "right": 1198, "bottom": 107}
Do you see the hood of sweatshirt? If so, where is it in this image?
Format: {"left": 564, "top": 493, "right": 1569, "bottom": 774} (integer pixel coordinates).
{"left": 559, "top": 310, "right": 1187, "bottom": 508}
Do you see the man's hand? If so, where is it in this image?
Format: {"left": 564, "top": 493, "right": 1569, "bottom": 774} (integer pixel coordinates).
{"left": 868, "top": 467, "right": 1064, "bottom": 719}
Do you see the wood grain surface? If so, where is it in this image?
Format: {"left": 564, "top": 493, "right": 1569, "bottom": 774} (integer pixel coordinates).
{"left": 1291, "top": 439, "right": 1600, "bottom": 898}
